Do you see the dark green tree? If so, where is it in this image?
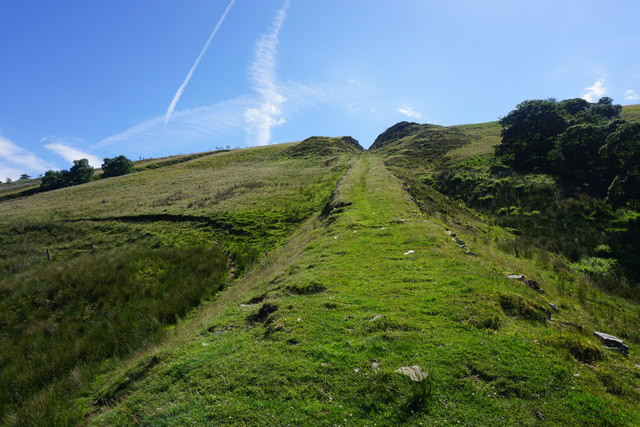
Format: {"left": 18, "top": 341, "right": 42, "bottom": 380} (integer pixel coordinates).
{"left": 68, "top": 159, "right": 94, "bottom": 185}
{"left": 495, "top": 99, "right": 567, "bottom": 171}
{"left": 549, "top": 120, "right": 623, "bottom": 195}
{"left": 19, "top": 173, "right": 30, "bottom": 180}
{"left": 558, "top": 98, "right": 591, "bottom": 119}
{"left": 601, "top": 122, "right": 640, "bottom": 206}
{"left": 592, "top": 97, "right": 623, "bottom": 121}
{"left": 102, "top": 155, "right": 134, "bottom": 178}
{"left": 40, "top": 170, "right": 69, "bottom": 190}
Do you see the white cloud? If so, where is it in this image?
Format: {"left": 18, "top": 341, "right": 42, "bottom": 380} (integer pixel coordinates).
{"left": 582, "top": 78, "right": 607, "bottom": 102}
{"left": 44, "top": 142, "right": 102, "bottom": 168}
{"left": 0, "top": 135, "right": 54, "bottom": 180}
{"left": 89, "top": 0, "right": 329, "bottom": 157}
{"left": 92, "top": 96, "right": 252, "bottom": 157}
{"left": 165, "top": 0, "right": 236, "bottom": 125}
{"left": 90, "top": 80, "right": 325, "bottom": 159}
{"left": 398, "top": 107, "right": 423, "bottom": 119}
{"left": 244, "top": 0, "right": 290, "bottom": 146}
{"left": 625, "top": 89, "right": 639, "bottom": 101}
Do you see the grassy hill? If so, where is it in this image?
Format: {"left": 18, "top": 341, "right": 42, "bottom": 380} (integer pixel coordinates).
{"left": 1, "top": 121, "right": 639, "bottom": 425}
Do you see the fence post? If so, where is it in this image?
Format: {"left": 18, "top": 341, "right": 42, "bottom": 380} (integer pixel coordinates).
{"left": 46, "top": 249, "right": 50, "bottom": 261}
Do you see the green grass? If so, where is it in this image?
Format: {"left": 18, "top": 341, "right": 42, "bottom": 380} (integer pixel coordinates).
{"left": 2, "top": 132, "right": 640, "bottom": 425}
{"left": 0, "top": 245, "right": 228, "bottom": 424}
{"left": 85, "top": 155, "right": 640, "bottom": 425}
{"left": 621, "top": 104, "right": 640, "bottom": 122}
{"left": 0, "top": 137, "right": 357, "bottom": 424}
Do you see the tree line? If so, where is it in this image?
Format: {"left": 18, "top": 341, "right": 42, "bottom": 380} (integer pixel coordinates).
{"left": 495, "top": 97, "right": 639, "bottom": 206}
{"left": 40, "top": 155, "right": 134, "bottom": 191}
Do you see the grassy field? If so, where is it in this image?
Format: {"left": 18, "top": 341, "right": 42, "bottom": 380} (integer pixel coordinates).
{"left": 1, "top": 124, "right": 639, "bottom": 425}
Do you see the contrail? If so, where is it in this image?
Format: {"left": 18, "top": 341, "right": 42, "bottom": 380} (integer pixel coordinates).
{"left": 164, "top": 0, "right": 236, "bottom": 125}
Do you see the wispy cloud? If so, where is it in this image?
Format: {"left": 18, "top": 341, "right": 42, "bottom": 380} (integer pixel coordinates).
{"left": 398, "top": 107, "right": 423, "bottom": 119}
{"left": 582, "top": 78, "right": 607, "bottom": 102}
{"left": 44, "top": 142, "right": 102, "bottom": 168}
{"left": 625, "top": 89, "right": 639, "bottom": 101}
{"left": 164, "top": 0, "right": 236, "bottom": 125}
{"left": 92, "top": 96, "right": 253, "bottom": 158}
{"left": 89, "top": 1, "right": 327, "bottom": 158}
{"left": 244, "top": 0, "right": 290, "bottom": 146}
{"left": 0, "top": 135, "right": 54, "bottom": 180}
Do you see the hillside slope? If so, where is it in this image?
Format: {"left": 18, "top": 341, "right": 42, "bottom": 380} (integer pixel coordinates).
{"left": 1, "top": 127, "right": 639, "bottom": 425}
{"left": 0, "top": 137, "right": 360, "bottom": 424}
{"left": 87, "top": 155, "right": 639, "bottom": 425}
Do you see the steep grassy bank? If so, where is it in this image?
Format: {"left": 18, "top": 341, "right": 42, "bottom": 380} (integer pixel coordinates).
{"left": 86, "top": 155, "right": 640, "bottom": 425}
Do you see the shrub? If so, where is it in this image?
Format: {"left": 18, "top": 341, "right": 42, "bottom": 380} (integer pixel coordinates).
{"left": 102, "top": 155, "right": 134, "bottom": 178}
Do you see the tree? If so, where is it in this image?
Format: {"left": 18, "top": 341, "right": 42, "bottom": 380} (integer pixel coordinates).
{"left": 19, "top": 173, "right": 30, "bottom": 180}
{"left": 40, "top": 170, "right": 68, "bottom": 190}
{"left": 593, "top": 97, "right": 623, "bottom": 121}
{"left": 495, "top": 99, "right": 567, "bottom": 171}
{"left": 102, "top": 155, "right": 134, "bottom": 178}
{"left": 548, "top": 120, "right": 623, "bottom": 195}
{"left": 40, "top": 158, "right": 94, "bottom": 191}
{"left": 600, "top": 122, "right": 640, "bottom": 206}
{"left": 558, "top": 97, "right": 622, "bottom": 125}
{"left": 68, "top": 159, "right": 94, "bottom": 185}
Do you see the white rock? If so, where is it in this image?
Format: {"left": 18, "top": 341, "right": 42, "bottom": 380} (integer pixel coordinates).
{"left": 396, "top": 365, "right": 428, "bottom": 382}
{"left": 404, "top": 250, "right": 415, "bottom": 256}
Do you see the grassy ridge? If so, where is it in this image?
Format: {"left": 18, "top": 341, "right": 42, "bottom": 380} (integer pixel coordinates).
{"left": 87, "top": 155, "right": 640, "bottom": 425}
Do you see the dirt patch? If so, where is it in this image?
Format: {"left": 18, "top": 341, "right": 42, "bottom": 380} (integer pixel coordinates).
{"left": 248, "top": 302, "right": 279, "bottom": 324}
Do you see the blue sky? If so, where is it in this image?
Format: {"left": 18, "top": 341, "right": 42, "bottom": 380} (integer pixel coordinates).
{"left": 1, "top": 0, "right": 640, "bottom": 180}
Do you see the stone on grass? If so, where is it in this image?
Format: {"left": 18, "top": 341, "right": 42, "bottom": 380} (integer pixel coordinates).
{"left": 404, "top": 250, "right": 415, "bottom": 255}
{"left": 395, "top": 365, "right": 428, "bottom": 382}
{"left": 593, "top": 331, "right": 630, "bottom": 357}
{"left": 370, "top": 314, "right": 384, "bottom": 322}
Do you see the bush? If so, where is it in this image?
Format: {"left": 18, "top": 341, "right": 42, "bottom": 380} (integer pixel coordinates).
{"left": 40, "top": 158, "right": 94, "bottom": 190}
{"left": 102, "top": 155, "right": 134, "bottom": 178}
